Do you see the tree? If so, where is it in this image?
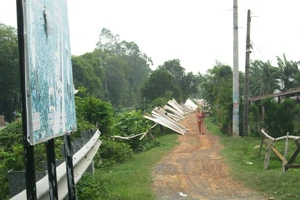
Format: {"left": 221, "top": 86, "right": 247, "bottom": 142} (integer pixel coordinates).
{"left": 119, "top": 41, "right": 152, "bottom": 106}
{"left": 95, "top": 28, "right": 153, "bottom": 107}
{"left": 158, "top": 59, "right": 185, "bottom": 85}
{"left": 249, "top": 60, "right": 280, "bottom": 96}
{"left": 102, "top": 55, "right": 130, "bottom": 107}
{"left": 0, "top": 23, "right": 20, "bottom": 122}
{"left": 276, "top": 54, "right": 300, "bottom": 91}
{"left": 180, "top": 72, "right": 200, "bottom": 101}
{"left": 71, "top": 54, "right": 104, "bottom": 98}
{"left": 96, "top": 28, "right": 121, "bottom": 53}
{"left": 200, "top": 64, "right": 233, "bottom": 107}
{"left": 158, "top": 59, "right": 199, "bottom": 102}
{"left": 199, "top": 64, "right": 234, "bottom": 134}
{"left": 141, "top": 69, "right": 182, "bottom": 102}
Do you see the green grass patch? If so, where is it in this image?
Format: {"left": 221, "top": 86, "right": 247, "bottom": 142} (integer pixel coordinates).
{"left": 205, "top": 117, "right": 300, "bottom": 200}
{"left": 77, "top": 131, "right": 179, "bottom": 200}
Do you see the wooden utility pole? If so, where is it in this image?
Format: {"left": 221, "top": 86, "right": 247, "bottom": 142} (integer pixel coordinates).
{"left": 243, "top": 9, "right": 251, "bottom": 136}
{"left": 232, "top": 0, "right": 239, "bottom": 137}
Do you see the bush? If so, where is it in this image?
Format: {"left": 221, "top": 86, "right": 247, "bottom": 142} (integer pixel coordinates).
{"left": 96, "top": 139, "right": 133, "bottom": 168}
{"left": 0, "top": 121, "right": 23, "bottom": 198}
{"left": 112, "top": 109, "right": 156, "bottom": 152}
{"left": 248, "top": 104, "right": 263, "bottom": 137}
{"left": 71, "top": 119, "right": 94, "bottom": 139}
{"left": 151, "top": 97, "right": 167, "bottom": 108}
{"left": 77, "top": 174, "right": 108, "bottom": 199}
{"left": 75, "top": 96, "right": 114, "bottom": 136}
{"left": 262, "top": 97, "right": 300, "bottom": 137}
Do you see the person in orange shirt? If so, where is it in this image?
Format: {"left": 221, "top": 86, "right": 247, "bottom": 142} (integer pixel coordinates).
{"left": 196, "top": 107, "right": 205, "bottom": 134}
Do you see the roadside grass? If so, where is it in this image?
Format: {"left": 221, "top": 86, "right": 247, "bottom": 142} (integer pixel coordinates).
{"left": 205, "top": 117, "right": 300, "bottom": 200}
{"left": 77, "top": 130, "right": 179, "bottom": 200}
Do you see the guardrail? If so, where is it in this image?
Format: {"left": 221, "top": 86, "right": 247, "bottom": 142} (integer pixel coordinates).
{"left": 11, "top": 130, "right": 102, "bottom": 200}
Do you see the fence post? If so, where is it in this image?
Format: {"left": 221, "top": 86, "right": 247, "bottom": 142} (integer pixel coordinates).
{"left": 264, "top": 139, "right": 274, "bottom": 170}
{"left": 258, "top": 138, "right": 264, "bottom": 157}
{"left": 282, "top": 132, "right": 289, "bottom": 172}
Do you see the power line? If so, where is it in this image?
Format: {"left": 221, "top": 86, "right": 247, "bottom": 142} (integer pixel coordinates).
{"left": 250, "top": 40, "right": 267, "bottom": 61}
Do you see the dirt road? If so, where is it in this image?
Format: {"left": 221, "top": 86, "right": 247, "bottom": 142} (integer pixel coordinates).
{"left": 152, "top": 113, "right": 266, "bottom": 200}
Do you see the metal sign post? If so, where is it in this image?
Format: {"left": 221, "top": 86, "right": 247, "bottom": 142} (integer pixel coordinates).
{"left": 16, "top": 0, "right": 37, "bottom": 199}
{"left": 16, "top": 0, "right": 77, "bottom": 198}
{"left": 64, "top": 134, "right": 77, "bottom": 200}
{"left": 46, "top": 138, "right": 59, "bottom": 199}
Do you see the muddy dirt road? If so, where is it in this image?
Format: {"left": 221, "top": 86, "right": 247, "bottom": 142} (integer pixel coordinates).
{"left": 152, "top": 113, "right": 266, "bottom": 200}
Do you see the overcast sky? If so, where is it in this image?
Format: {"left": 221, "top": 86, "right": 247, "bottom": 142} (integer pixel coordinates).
{"left": 1, "top": 0, "right": 300, "bottom": 74}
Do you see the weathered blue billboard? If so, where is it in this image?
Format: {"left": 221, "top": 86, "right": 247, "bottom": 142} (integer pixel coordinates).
{"left": 23, "top": 0, "right": 76, "bottom": 145}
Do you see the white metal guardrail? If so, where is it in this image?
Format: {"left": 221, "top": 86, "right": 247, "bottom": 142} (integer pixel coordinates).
{"left": 11, "top": 130, "right": 102, "bottom": 200}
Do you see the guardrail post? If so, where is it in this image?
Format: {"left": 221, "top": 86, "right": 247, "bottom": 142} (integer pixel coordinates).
{"left": 282, "top": 132, "right": 289, "bottom": 172}
{"left": 64, "top": 134, "right": 77, "bottom": 200}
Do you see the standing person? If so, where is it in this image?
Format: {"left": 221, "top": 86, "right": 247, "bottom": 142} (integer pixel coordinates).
{"left": 196, "top": 107, "right": 205, "bottom": 134}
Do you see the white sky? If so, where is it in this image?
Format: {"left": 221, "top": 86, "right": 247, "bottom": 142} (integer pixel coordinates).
{"left": 1, "top": 0, "right": 300, "bottom": 74}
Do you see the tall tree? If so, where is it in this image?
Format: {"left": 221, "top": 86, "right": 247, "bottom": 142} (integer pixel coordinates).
{"left": 158, "top": 59, "right": 185, "bottom": 85}
{"left": 96, "top": 28, "right": 121, "bottom": 53}
{"left": 71, "top": 54, "right": 104, "bottom": 98}
{"left": 141, "top": 69, "right": 182, "bottom": 102}
{"left": 200, "top": 64, "right": 233, "bottom": 107}
{"left": 276, "top": 54, "right": 300, "bottom": 91}
{"left": 95, "top": 28, "right": 152, "bottom": 107}
{"left": 0, "top": 23, "right": 20, "bottom": 122}
{"left": 199, "top": 64, "right": 234, "bottom": 134}
{"left": 249, "top": 60, "right": 280, "bottom": 96}
{"left": 119, "top": 41, "right": 152, "bottom": 106}
{"left": 103, "top": 55, "right": 130, "bottom": 107}
{"left": 180, "top": 72, "right": 200, "bottom": 101}
{"left": 158, "top": 59, "right": 199, "bottom": 102}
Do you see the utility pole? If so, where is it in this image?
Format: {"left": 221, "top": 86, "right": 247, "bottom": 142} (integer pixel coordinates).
{"left": 243, "top": 9, "right": 251, "bottom": 136}
{"left": 232, "top": 0, "right": 239, "bottom": 137}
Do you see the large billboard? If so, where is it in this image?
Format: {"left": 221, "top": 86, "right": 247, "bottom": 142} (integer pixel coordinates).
{"left": 23, "top": 0, "right": 77, "bottom": 145}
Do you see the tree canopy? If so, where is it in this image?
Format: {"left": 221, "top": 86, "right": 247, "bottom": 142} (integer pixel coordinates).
{"left": 249, "top": 60, "right": 280, "bottom": 96}
{"left": 72, "top": 53, "right": 104, "bottom": 98}
{"left": 0, "top": 23, "right": 20, "bottom": 122}
{"left": 141, "top": 59, "right": 200, "bottom": 104}
{"left": 141, "top": 69, "right": 182, "bottom": 102}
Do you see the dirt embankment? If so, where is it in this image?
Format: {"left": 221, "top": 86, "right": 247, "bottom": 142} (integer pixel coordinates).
{"left": 152, "top": 113, "right": 266, "bottom": 200}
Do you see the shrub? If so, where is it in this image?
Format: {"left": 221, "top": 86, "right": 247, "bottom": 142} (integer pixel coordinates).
{"left": 77, "top": 174, "right": 109, "bottom": 199}
{"left": 248, "top": 104, "right": 263, "bottom": 137}
{"left": 262, "top": 97, "right": 300, "bottom": 137}
{"left": 112, "top": 109, "right": 159, "bottom": 152}
{"left": 151, "top": 97, "right": 167, "bottom": 108}
{"left": 76, "top": 96, "right": 114, "bottom": 136}
{"left": 96, "top": 139, "right": 133, "bottom": 168}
